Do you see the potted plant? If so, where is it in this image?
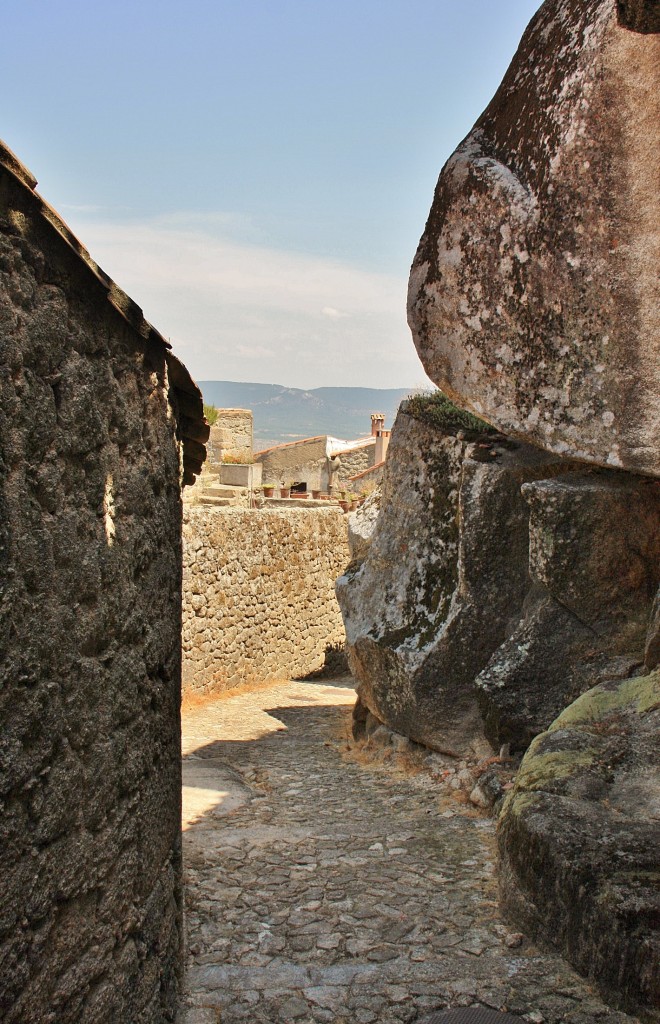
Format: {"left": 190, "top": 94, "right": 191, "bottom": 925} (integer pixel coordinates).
{"left": 311, "top": 488, "right": 321, "bottom": 500}
{"left": 280, "top": 481, "right": 291, "bottom": 498}
{"left": 262, "top": 483, "right": 275, "bottom": 498}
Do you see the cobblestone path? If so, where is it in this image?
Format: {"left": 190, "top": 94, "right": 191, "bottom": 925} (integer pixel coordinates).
{"left": 178, "top": 678, "right": 639, "bottom": 1024}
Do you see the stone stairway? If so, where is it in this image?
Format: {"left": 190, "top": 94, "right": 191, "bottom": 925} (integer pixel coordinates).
{"left": 193, "top": 478, "right": 250, "bottom": 508}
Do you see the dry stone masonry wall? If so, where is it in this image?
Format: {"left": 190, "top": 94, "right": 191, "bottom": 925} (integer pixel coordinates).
{"left": 0, "top": 142, "right": 205, "bottom": 1023}
{"left": 182, "top": 506, "right": 350, "bottom": 694}
{"left": 206, "top": 408, "right": 253, "bottom": 466}
{"left": 256, "top": 436, "right": 328, "bottom": 491}
{"left": 334, "top": 443, "right": 376, "bottom": 488}
{"left": 255, "top": 437, "right": 378, "bottom": 494}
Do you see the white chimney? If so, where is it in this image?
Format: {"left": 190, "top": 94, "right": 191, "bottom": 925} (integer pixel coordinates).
{"left": 375, "top": 428, "right": 391, "bottom": 464}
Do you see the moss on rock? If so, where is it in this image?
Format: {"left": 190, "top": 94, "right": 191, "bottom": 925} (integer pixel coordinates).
{"left": 405, "top": 390, "right": 497, "bottom": 438}
{"left": 547, "top": 671, "right": 660, "bottom": 732}
{"left": 499, "top": 670, "right": 660, "bottom": 1016}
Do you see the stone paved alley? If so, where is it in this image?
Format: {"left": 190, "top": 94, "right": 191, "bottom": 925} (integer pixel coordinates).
{"left": 178, "top": 678, "right": 641, "bottom": 1024}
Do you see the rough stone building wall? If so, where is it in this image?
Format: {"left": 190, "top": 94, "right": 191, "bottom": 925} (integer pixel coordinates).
{"left": 335, "top": 442, "right": 375, "bottom": 488}
{"left": 0, "top": 143, "right": 205, "bottom": 1023}
{"left": 182, "top": 507, "right": 350, "bottom": 694}
{"left": 206, "top": 408, "right": 253, "bottom": 466}
{"left": 335, "top": 442, "right": 376, "bottom": 489}
{"left": 350, "top": 460, "right": 384, "bottom": 493}
{"left": 255, "top": 437, "right": 378, "bottom": 493}
{"left": 255, "top": 436, "right": 328, "bottom": 491}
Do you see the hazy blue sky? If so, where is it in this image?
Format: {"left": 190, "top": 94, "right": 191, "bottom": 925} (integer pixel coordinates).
{"left": 2, "top": 0, "right": 540, "bottom": 389}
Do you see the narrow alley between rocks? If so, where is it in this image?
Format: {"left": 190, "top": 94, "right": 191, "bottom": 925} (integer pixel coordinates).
{"left": 177, "top": 678, "right": 641, "bottom": 1024}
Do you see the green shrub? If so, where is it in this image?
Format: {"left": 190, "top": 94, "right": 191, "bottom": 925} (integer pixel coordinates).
{"left": 406, "top": 390, "right": 496, "bottom": 436}
{"left": 203, "top": 403, "right": 218, "bottom": 425}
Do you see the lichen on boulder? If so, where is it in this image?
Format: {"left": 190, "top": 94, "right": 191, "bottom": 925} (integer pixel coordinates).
{"left": 338, "top": 402, "right": 659, "bottom": 756}
{"left": 346, "top": 488, "right": 381, "bottom": 567}
{"left": 336, "top": 403, "right": 570, "bottom": 756}
{"left": 498, "top": 670, "right": 660, "bottom": 1016}
{"left": 477, "top": 472, "right": 660, "bottom": 749}
{"left": 408, "top": 0, "right": 660, "bottom": 477}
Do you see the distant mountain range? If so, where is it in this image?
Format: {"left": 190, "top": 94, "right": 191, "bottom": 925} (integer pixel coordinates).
{"left": 198, "top": 381, "right": 417, "bottom": 449}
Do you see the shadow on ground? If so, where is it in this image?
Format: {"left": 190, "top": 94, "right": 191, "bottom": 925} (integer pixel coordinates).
{"left": 177, "top": 679, "right": 640, "bottom": 1024}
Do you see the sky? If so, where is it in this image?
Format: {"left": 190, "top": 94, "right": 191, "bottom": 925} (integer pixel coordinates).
{"left": 1, "top": 0, "right": 541, "bottom": 390}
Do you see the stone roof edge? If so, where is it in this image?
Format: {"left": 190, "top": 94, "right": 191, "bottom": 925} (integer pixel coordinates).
{"left": 331, "top": 437, "right": 376, "bottom": 457}
{"left": 0, "top": 140, "right": 209, "bottom": 487}
{"left": 208, "top": 407, "right": 252, "bottom": 415}
{"left": 254, "top": 435, "right": 328, "bottom": 457}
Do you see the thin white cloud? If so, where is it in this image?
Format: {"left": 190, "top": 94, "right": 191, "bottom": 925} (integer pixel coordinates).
{"left": 60, "top": 203, "right": 106, "bottom": 214}
{"left": 321, "top": 306, "right": 350, "bottom": 319}
{"left": 62, "top": 211, "right": 430, "bottom": 389}
{"left": 236, "top": 344, "right": 275, "bottom": 359}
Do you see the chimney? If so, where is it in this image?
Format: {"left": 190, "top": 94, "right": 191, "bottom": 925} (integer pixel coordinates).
{"left": 371, "top": 412, "right": 385, "bottom": 437}
{"left": 375, "top": 428, "right": 391, "bottom": 464}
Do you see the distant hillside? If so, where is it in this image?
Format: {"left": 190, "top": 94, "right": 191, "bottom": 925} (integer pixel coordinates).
{"left": 198, "top": 381, "right": 416, "bottom": 448}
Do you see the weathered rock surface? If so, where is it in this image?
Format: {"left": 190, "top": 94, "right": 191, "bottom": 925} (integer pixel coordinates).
{"left": 408, "top": 0, "right": 660, "bottom": 477}
{"left": 498, "top": 671, "right": 660, "bottom": 1017}
{"left": 478, "top": 472, "right": 660, "bottom": 748}
{"left": 337, "top": 407, "right": 568, "bottom": 755}
{"left": 645, "top": 586, "right": 660, "bottom": 670}
{"left": 338, "top": 408, "right": 659, "bottom": 755}
{"left": 346, "top": 488, "right": 381, "bottom": 565}
{"left": 0, "top": 142, "right": 204, "bottom": 1021}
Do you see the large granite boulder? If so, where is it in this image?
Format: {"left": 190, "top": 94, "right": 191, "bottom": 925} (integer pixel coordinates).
{"left": 338, "top": 402, "right": 571, "bottom": 755}
{"left": 478, "top": 472, "right": 660, "bottom": 748}
{"left": 498, "top": 670, "right": 660, "bottom": 1016}
{"left": 346, "top": 488, "right": 381, "bottom": 565}
{"left": 337, "top": 402, "right": 659, "bottom": 755}
{"left": 645, "top": 586, "right": 660, "bottom": 670}
{"left": 408, "top": 0, "right": 660, "bottom": 477}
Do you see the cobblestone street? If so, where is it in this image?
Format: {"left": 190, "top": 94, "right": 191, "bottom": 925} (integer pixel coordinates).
{"left": 178, "top": 678, "right": 640, "bottom": 1024}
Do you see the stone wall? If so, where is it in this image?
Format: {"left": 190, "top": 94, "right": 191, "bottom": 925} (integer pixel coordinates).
{"left": 0, "top": 142, "right": 205, "bottom": 1023}
{"left": 255, "top": 436, "right": 328, "bottom": 491}
{"left": 182, "top": 506, "right": 350, "bottom": 694}
{"left": 348, "top": 460, "right": 384, "bottom": 494}
{"left": 206, "top": 408, "right": 253, "bottom": 466}
{"left": 255, "top": 437, "right": 377, "bottom": 493}
{"left": 334, "top": 442, "right": 376, "bottom": 489}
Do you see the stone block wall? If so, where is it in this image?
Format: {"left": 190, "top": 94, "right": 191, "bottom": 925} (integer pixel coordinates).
{"left": 255, "top": 437, "right": 378, "bottom": 493}
{"left": 182, "top": 506, "right": 350, "bottom": 694}
{"left": 206, "top": 408, "right": 253, "bottom": 466}
{"left": 0, "top": 143, "right": 204, "bottom": 1023}
{"left": 255, "top": 436, "right": 328, "bottom": 491}
{"left": 335, "top": 442, "right": 376, "bottom": 489}
{"left": 349, "top": 460, "right": 384, "bottom": 494}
